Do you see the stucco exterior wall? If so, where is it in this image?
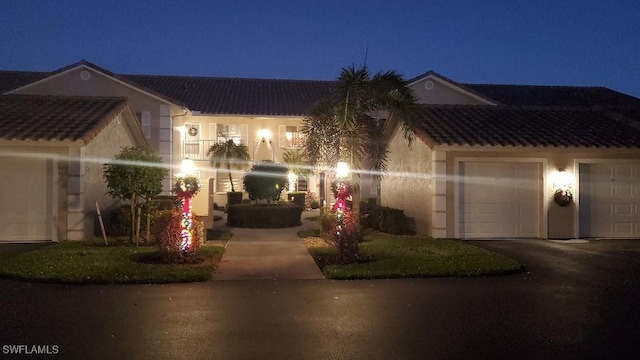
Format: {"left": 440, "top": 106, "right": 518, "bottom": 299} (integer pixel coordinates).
{"left": 380, "top": 127, "right": 433, "bottom": 235}
{"left": 83, "top": 113, "right": 140, "bottom": 238}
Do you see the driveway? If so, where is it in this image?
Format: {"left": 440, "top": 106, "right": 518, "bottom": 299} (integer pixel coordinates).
{"left": 0, "top": 239, "right": 639, "bottom": 359}
{"left": 469, "top": 238, "right": 640, "bottom": 282}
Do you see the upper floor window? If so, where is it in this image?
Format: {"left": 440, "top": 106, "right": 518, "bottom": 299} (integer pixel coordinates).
{"left": 279, "top": 125, "right": 303, "bottom": 148}
{"left": 216, "top": 124, "right": 247, "bottom": 145}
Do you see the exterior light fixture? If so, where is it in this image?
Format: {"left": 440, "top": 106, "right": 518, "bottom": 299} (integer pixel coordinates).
{"left": 181, "top": 158, "right": 195, "bottom": 176}
{"left": 551, "top": 170, "right": 573, "bottom": 207}
{"left": 336, "top": 161, "right": 350, "bottom": 178}
{"left": 257, "top": 129, "right": 271, "bottom": 143}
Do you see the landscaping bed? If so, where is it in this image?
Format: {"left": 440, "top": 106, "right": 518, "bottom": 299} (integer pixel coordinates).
{"left": 301, "top": 231, "right": 522, "bottom": 279}
{"left": 0, "top": 241, "right": 225, "bottom": 284}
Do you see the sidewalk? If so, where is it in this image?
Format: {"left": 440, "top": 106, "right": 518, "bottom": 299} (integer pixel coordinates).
{"left": 213, "top": 209, "right": 325, "bottom": 280}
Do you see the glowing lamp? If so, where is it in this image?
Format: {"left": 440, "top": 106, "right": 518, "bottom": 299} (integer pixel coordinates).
{"left": 181, "top": 158, "right": 195, "bottom": 176}
{"left": 551, "top": 170, "right": 572, "bottom": 191}
{"left": 336, "top": 161, "right": 350, "bottom": 178}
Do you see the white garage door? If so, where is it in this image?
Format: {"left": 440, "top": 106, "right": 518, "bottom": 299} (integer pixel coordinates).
{"left": 579, "top": 163, "right": 640, "bottom": 238}
{"left": 0, "top": 156, "right": 52, "bottom": 241}
{"left": 459, "top": 161, "right": 541, "bottom": 239}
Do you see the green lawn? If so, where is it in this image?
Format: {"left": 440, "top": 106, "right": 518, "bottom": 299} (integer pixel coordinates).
{"left": 304, "top": 232, "right": 522, "bottom": 279}
{"left": 207, "top": 228, "right": 233, "bottom": 241}
{"left": 0, "top": 242, "right": 225, "bottom": 284}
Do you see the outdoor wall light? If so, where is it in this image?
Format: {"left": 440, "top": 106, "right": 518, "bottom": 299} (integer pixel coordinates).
{"left": 336, "top": 161, "right": 350, "bottom": 178}
{"left": 181, "top": 158, "right": 195, "bottom": 176}
{"left": 257, "top": 129, "right": 271, "bottom": 143}
{"left": 551, "top": 170, "right": 573, "bottom": 207}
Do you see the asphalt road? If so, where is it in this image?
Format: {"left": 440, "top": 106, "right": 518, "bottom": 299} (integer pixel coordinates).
{"left": 1, "top": 239, "right": 639, "bottom": 359}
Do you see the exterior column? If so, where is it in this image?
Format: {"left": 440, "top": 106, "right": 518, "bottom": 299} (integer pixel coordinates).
{"left": 431, "top": 151, "right": 447, "bottom": 238}
{"left": 159, "top": 105, "right": 173, "bottom": 193}
{"left": 66, "top": 147, "right": 85, "bottom": 240}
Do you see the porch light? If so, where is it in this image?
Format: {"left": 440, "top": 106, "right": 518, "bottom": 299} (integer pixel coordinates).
{"left": 551, "top": 170, "right": 572, "bottom": 191}
{"left": 551, "top": 170, "right": 573, "bottom": 207}
{"left": 257, "top": 129, "right": 271, "bottom": 143}
{"left": 336, "top": 161, "right": 350, "bottom": 178}
{"left": 181, "top": 158, "right": 195, "bottom": 176}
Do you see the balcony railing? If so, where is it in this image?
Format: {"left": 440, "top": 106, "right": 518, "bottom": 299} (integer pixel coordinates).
{"left": 182, "top": 140, "right": 221, "bottom": 160}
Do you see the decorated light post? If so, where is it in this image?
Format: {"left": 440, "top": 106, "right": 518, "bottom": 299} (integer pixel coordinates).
{"left": 174, "top": 159, "right": 200, "bottom": 253}
{"left": 330, "top": 161, "right": 360, "bottom": 263}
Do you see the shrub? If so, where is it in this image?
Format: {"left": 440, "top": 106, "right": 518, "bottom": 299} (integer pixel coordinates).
{"left": 243, "top": 162, "right": 288, "bottom": 204}
{"left": 227, "top": 192, "right": 243, "bottom": 206}
{"left": 288, "top": 192, "right": 306, "bottom": 207}
{"left": 227, "top": 204, "right": 303, "bottom": 228}
{"left": 153, "top": 209, "right": 202, "bottom": 262}
{"left": 320, "top": 210, "right": 362, "bottom": 263}
{"left": 360, "top": 202, "right": 416, "bottom": 235}
{"left": 305, "top": 190, "right": 320, "bottom": 209}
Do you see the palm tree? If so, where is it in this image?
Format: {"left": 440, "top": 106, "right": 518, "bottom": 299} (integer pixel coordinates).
{"left": 207, "top": 139, "right": 251, "bottom": 192}
{"left": 301, "top": 65, "right": 416, "bottom": 263}
{"left": 302, "top": 65, "right": 417, "bottom": 206}
{"left": 282, "top": 148, "right": 312, "bottom": 176}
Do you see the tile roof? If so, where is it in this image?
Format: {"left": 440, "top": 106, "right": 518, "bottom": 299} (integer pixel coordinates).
{"left": 412, "top": 105, "right": 640, "bottom": 148}
{"left": 0, "top": 94, "right": 128, "bottom": 142}
{"left": 462, "top": 84, "right": 640, "bottom": 107}
{"left": 123, "top": 74, "right": 336, "bottom": 116}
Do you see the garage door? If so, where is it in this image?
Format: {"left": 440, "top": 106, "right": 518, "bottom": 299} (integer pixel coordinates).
{"left": 0, "top": 156, "right": 52, "bottom": 241}
{"left": 459, "top": 161, "right": 541, "bottom": 238}
{"left": 579, "top": 163, "right": 640, "bottom": 238}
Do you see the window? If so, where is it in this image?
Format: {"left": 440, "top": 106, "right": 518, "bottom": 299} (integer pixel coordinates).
{"left": 184, "top": 122, "right": 201, "bottom": 159}
{"left": 217, "top": 124, "right": 247, "bottom": 145}
{"left": 279, "top": 125, "right": 303, "bottom": 148}
{"left": 215, "top": 169, "right": 242, "bottom": 193}
{"left": 141, "top": 111, "right": 151, "bottom": 139}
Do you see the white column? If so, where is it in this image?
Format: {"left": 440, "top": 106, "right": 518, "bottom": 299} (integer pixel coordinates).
{"left": 431, "top": 151, "right": 447, "bottom": 238}
{"left": 66, "top": 147, "right": 85, "bottom": 240}
{"left": 159, "top": 105, "right": 173, "bottom": 193}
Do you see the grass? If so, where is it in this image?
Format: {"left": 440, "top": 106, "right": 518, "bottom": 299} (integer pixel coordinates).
{"left": 297, "top": 229, "right": 320, "bottom": 238}
{"left": 305, "top": 215, "right": 321, "bottom": 222}
{"left": 207, "top": 228, "right": 233, "bottom": 241}
{"left": 302, "top": 231, "right": 522, "bottom": 279}
{"left": 0, "top": 241, "right": 225, "bottom": 284}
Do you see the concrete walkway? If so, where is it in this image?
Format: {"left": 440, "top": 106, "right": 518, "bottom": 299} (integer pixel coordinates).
{"left": 213, "top": 209, "right": 325, "bottom": 280}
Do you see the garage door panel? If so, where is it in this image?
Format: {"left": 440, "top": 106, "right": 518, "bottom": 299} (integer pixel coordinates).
{"left": 459, "top": 161, "right": 541, "bottom": 239}
{"left": 0, "top": 156, "right": 52, "bottom": 241}
{"left": 580, "top": 163, "right": 640, "bottom": 238}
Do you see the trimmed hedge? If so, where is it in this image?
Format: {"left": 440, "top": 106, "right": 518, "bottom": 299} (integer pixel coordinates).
{"left": 360, "top": 199, "right": 416, "bottom": 235}
{"left": 288, "top": 192, "right": 306, "bottom": 207}
{"left": 227, "top": 204, "right": 304, "bottom": 228}
{"left": 227, "top": 192, "right": 243, "bottom": 206}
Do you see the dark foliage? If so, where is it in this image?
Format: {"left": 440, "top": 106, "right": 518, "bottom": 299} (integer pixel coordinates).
{"left": 227, "top": 204, "right": 303, "bottom": 228}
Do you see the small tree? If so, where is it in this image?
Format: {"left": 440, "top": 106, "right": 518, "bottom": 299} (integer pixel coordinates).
{"left": 103, "top": 147, "right": 167, "bottom": 243}
{"left": 207, "top": 139, "right": 251, "bottom": 193}
{"left": 243, "top": 162, "right": 288, "bottom": 204}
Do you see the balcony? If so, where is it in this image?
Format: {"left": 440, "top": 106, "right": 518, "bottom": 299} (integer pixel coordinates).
{"left": 182, "top": 140, "right": 219, "bottom": 160}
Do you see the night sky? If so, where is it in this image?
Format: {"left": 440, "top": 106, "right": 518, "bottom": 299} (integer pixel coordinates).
{"left": 1, "top": 0, "right": 639, "bottom": 97}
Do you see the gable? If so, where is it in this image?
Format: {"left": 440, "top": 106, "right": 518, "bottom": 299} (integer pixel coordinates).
{"left": 408, "top": 73, "right": 496, "bottom": 105}
{"left": 8, "top": 63, "right": 184, "bottom": 109}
